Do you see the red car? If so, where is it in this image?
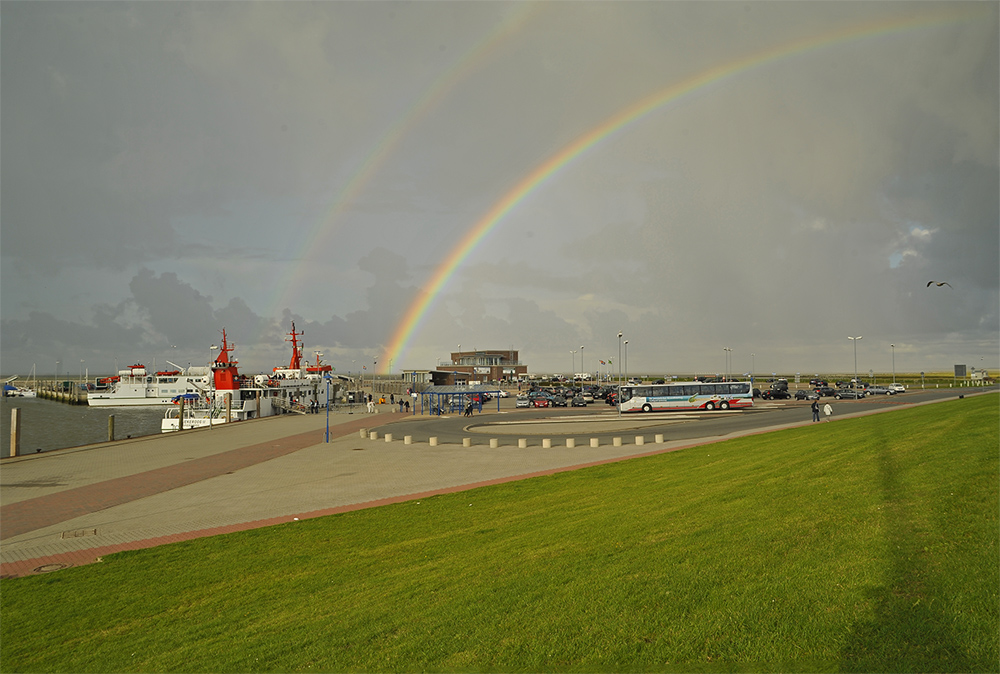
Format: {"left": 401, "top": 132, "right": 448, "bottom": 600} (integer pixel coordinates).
{"left": 532, "top": 398, "right": 550, "bottom": 408}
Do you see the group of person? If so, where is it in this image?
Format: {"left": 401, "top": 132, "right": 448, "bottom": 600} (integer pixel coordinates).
{"left": 811, "top": 400, "right": 833, "bottom": 422}
{"left": 364, "top": 392, "right": 410, "bottom": 414}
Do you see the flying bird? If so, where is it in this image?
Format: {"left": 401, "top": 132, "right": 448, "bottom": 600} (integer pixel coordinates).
{"left": 927, "top": 281, "right": 952, "bottom": 288}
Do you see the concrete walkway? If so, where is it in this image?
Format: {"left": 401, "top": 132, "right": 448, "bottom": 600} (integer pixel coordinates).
{"left": 0, "top": 396, "right": 950, "bottom": 579}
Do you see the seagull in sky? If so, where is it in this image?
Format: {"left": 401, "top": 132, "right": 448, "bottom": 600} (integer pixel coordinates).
{"left": 926, "top": 281, "right": 952, "bottom": 288}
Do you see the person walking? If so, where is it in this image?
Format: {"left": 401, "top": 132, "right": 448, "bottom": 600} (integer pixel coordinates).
{"left": 811, "top": 399, "right": 820, "bottom": 422}
{"left": 823, "top": 402, "right": 833, "bottom": 421}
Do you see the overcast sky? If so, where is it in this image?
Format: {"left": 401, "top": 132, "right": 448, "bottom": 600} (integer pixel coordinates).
{"left": 2, "top": 1, "right": 997, "bottom": 380}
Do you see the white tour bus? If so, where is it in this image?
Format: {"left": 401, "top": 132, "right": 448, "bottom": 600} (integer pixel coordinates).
{"left": 618, "top": 381, "right": 753, "bottom": 413}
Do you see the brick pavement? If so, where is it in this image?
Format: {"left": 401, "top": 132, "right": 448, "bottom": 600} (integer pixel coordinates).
{"left": 0, "top": 411, "right": 405, "bottom": 577}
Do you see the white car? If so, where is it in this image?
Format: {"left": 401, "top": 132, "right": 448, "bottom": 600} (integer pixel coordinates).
{"left": 495, "top": 390, "right": 509, "bottom": 398}
{"left": 515, "top": 395, "right": 530, "bottom": 408}
{"left": 888, "top": 383, "right": 906, "bottom": 393}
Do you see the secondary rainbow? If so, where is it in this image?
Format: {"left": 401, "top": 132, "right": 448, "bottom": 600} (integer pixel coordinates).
{"left": 382, "top": 8, "right": 979, "bottom": 372}
{"left": 263, "top": 4, "right": 541, "bottom": 327}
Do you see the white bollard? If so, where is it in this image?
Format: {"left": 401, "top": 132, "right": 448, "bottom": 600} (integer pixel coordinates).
{"left": 369, "top": 431, "right": 378, "bottom": 440}
{"left": 359, "top": 429, "right": 367, "bottom": 438}
{"left": 518, "top": 438, "right": 527, "bottom": 448}
{"left": 542, "top": 438, "right": 551, "bottom": 448}
{"left": 655, "top": 434, "right": 664, "bottom": 443}
{"left": 404, "top": 435, "right": 412, "bottom": 445}
{"left": 613, "top": 437, "right": 622, "bottom": 447}
{"left": 384, "top": 433, "right": 393, "bottom": 442}
{"left": 490, "top": 438, "right": 499, "bottom": 448}
{"left": 635, "top": 436, "right": 644, "bottom": 446}
{"left": 463, "top": 438, "right": 472, "bottom": 448}
{"left": 429, "top": 436, "right": 438, "bottom": 446}
{"left": 566, "top": 438, "right": 575, "bottom": 448}
{"left": 590, "top": 438, "right": 599, "bottom": 448}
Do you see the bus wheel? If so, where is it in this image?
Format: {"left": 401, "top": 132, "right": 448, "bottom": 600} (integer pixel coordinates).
{"left": 642, "top": 403, "right": 652, "bottom": 413}
{"left": 705, "top": 402, "right": 715, "bottom": 411}
{"left": 720, "top": 401, "right": 730, "bottom": 410}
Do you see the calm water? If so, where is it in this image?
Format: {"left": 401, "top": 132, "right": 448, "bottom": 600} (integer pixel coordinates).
{"left": 1, "top": 396, "right": 165, "bottom": 458}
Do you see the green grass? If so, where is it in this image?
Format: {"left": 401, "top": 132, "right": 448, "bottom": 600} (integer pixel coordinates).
{"left": 2, "top": 395, "right": 997, "bottom": 672}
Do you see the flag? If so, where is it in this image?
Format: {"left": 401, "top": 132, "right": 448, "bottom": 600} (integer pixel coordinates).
{"left": 600, "top": 360, "right": 606, "bottom": 365}
{"left": 363, "top": 365, "right": 367, "bottom": 370}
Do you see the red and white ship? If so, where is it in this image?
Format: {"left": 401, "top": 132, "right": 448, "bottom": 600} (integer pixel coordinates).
{"left": 161, "top": 324, "right": 339, "bottom": 432}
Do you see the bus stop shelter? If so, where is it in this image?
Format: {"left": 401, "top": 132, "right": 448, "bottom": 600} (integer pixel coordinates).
{"left": 416, "top": 385, "right": 503, "bottom": 416}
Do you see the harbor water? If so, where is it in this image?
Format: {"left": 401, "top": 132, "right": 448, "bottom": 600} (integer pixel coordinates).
{"left": 1, "top": 395, "right": 165, "bottom": 458}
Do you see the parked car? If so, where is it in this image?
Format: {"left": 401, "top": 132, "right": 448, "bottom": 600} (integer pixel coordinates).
{"left": 571, "top": 396, "right": 587, "bottom": 407}
{"left": 809, "top": 379, "right": 828, "bottom": 387}
{"left": 515, "top": 395, "right": 530, "bottom": 408}
{"left": 532, "top": 398, "right": 550, "bottom": 408}
{"left": 815, "top": 386, "right": 837, "bottom": 397}
{"left": 866, "top": 386, "right": 894, "bottom": 395}
{"left": 494, "top": 389, "right": 509, "bottom": 398}
{"left": 548, "top": 395, "right": 568, "bottom": 407}
{"left": 795, "top": 389, "right": 820, "bottom": 400}
{"left": 762, "top": 388, "right": 792, "bottom": 400}
{"left": 581, "top": 392, "right": 594, "bottom": 403}
{"left": 888, "top": 383, "right": 906, "bottom": 393}
{"left": 834, "top": 389, "right": 866, "bottom": 399}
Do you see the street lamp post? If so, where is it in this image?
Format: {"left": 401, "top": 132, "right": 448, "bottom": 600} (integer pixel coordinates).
{"left": 890, "top": 344, "right": 896, "bottom": 384}
{"left": 570, "top": 350, "right": 576, "bottom": 380}
{"left": 580, "top": 346, "right": 584, "bottom": 382}
{"left": 624, "top": 340, "right": 629, "bottom": 384}
{"left": 324, "top": 374, "right": 332, "bottom": 442}
{"left": 750, "top": 353, "right": 756, "bottom": 385}
{"left": 723, "top": 347, "right": 732, "bottom": 381}
{"left": 617, "top": 332, "right": 623, "bottom": 417}
{"left": 848, "top": 336, "right": 862, "bottom": 390}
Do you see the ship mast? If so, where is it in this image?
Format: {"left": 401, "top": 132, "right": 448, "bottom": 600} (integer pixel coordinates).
{"left": 285, "top": 322, "right": 303, "bottom": 370}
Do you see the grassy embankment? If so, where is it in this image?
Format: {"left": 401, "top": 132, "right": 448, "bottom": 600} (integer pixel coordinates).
{"left": 1, "top": 394, "right": 997, "bottom": 672}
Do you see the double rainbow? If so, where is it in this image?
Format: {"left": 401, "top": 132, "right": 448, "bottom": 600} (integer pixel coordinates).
{"left": 381, "top": 8, "right": 978, "bottom": 372}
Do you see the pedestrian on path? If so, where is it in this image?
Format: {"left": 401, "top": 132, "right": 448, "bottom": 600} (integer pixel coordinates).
{"left": 811, "top": 400, "right": 820, "bottom": 422}
{"left": 823, "top": 402, "right": 833, "bottom": 421}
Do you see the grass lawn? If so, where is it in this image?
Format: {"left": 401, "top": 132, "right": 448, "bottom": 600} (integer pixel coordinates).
{"left": 2, "top": 394, "right": 997, "bottom": 672}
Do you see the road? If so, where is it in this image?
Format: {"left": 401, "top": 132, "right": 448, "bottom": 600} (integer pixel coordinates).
{"left": 384, "top": 386, "right": 994, "bottom": 446}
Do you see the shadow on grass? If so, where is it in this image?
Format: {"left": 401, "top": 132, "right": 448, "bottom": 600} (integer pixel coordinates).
{"left": 838, "top": 428, "right": 970, "bottom": 673}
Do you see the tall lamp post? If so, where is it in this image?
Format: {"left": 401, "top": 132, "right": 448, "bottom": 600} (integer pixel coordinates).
{"left": 617, "top": 332, "right": 623, "bottom": 416}
{"left": 750, "top": 353, "right": 756, "bottom": 385}
{"left": 624, "top": 340, "right": 629, "bottom": 384}
{"left": 890, "top": 344, "right": 896, "bottom": 384}
{"left": 324, "top": 374, "right": 332, "bottom": 442}
{"left": 580, "top": 345, "right": 584, "bottom": 382}
{"left": 848, "top": 336, "right": 862, "bottom": 390}
{"left": 723, "top": 347, "right": 732, "bottom": 381}
{"left": 570, "top": 350, "right": 576, "bottom": 380}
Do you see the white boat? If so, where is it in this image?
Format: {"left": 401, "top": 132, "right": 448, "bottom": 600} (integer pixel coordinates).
{"left": 161, "top": 323, "right": 339, "bottom": 432}
{"left": 87, "top": 362, "right": 212, "bottom": 407}
{"left": 3, "top": 375, "right": 37, "bottom": 398}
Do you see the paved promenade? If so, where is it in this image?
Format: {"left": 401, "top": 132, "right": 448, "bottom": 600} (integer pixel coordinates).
{"left": 1, "top": 394, "right": 958, "bottom": 579}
